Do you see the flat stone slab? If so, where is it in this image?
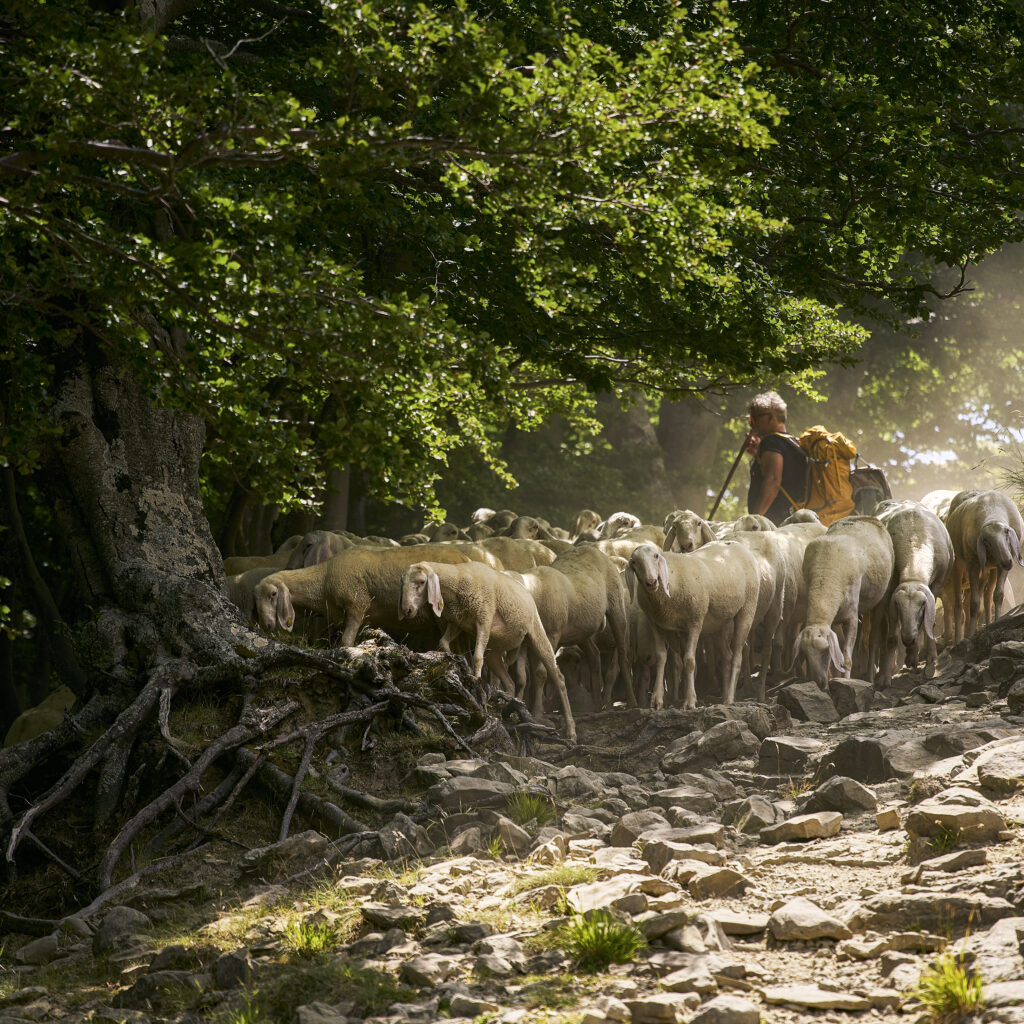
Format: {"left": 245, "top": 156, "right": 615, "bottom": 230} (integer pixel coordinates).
{"left": 904, "top": 787, "right": 1006, "bottom": 841}
{"left": 762, "top": 985, "right": 871, "bottom": 1010}
{"left": 769, "top": 897, "right": 852, "bottom": 941}
{"left": 688, "top": 867, "right": 751, "bottom": 900}
{"left": 760, "top": 811, "right": 842, "bottom": 844}
{"left": 689, "top": 994, "right": 760, "bottom": 1024}
{"left": 625, "top": 993, "right": 699, "bottom": 1023}
{"left": 710, "top": 911, "right": 769, "bottom": 936}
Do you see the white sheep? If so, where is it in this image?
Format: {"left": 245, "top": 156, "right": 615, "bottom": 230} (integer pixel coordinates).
{"left": 873, "top": 500, "right": 953, "bottom": 682}
{"left": 398, "top": 560, "right": 577, "bottom": 741}
{"left": 781, "top": 508, "right": 821, "bottom": 525}
{"left": 598, "top": 511, "right": 642, "bottom": 538}
{"left": 943, "top": 489, "right": 1024, "bottom": 640}
{"left": 919, "top": 489, "right": 960, "bottom": 520}
{"left": 285, "top": 529, "right": 354, "bottom": 569}
{"left": 580, "top": 525, "right": 666, "bottom": 560}
{"left": 663, "top": 509, "right": 716, "bottom": 553}
{"left": 511, "top": 545, "right": 635, "bottom": 709}
{"left": 222, "top": 534, "right": 303, "bottom": 576}
{"left": 775, "top": 518, "right": 827, "bottom": 670}
{"left": 254, "top": 543, "right": 472, "bottom": 646}
{"left": 626, "top": 541, "right": 759, "bottom": 709}
{"left": 791, "top": 516, "right": 895, "bottom": 685}
{"left": 476, "top": 536, "right": 556, "bottom": 571}
{"left": 571, "top": 508, "right": 602, "bottom": 539}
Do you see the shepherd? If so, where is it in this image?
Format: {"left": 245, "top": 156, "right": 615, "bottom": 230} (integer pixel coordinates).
{"left": 744, "top": 390, "right": 808, "bottom": 526}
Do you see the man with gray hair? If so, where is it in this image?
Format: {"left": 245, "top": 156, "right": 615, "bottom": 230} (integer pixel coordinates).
{"left": 745, "top": 391, "right": 807, "bottom": 525}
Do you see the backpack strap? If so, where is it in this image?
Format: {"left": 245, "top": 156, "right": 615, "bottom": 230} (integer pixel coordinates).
{"left": 771, "top": 434, "right": 808, "bottom": 508}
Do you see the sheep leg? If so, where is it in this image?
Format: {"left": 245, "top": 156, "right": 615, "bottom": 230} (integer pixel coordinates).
{"left": 680, "top": 630, "right": 700, "bottom": 709}
{"left": 470, "top": 618, "right": 493, "bottom": 679}
{"left": 649, "top": 629, "right": 670, "bottom": 710}
{"left": 606, "top": 603, "right": 637, "bottom": 708}
{"left": 340, "top": 601, "right": 370, "bottom": 647}
{"left": 722, "top": 611, "right": 753, "bottom": 705}
{"left": 836, "top": 612, "right": 858, "bottom": 678}
{"left": 992, "top": 567, "right": 1009, "bottom": 622}
{"left": 484, "top": 650, "right": 517, "bottom": 697}
{"left": 528, "top": 632, "right": 577, "bottom": 743}
{"left": 966, "top": 566, "right": 984, "bottom": 637}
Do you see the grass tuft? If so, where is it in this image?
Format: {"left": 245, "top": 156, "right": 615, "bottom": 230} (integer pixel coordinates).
{"left": 506, "top": 789, "right": 556, "bottom": 827}
{"left": 558, "top": 911, "right": 646, "bottom": 973}
{"left": 912, "top": 951, "right": 985, "bottom": 1022}
{"left": 929, "top": 826, "right": 964, "bottom": 856}
{"left": 508, "top": 863, "right": 598, "bottom": 897}
{"left": 282, "top": 919, "right": 344, "bottom": 958}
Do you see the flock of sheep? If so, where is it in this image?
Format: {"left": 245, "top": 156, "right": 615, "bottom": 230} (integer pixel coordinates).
{"left": 222, "top": 489, "right": 1024, "bottom": 743}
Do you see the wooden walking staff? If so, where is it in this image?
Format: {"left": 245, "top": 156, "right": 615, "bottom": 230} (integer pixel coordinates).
{"left": 708, "top": 432, "right": 753, "bottom": 521}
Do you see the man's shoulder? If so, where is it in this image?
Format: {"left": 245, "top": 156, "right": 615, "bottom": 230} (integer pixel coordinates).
{"left": 761, "top": 432, "right": 803, "bottom": 456}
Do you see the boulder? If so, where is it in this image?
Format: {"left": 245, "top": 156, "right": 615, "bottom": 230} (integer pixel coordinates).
{"left": 903, "top": 787, "right": 1006, "bottom": 842}
{"left": 93, "top": 906, "right": 153, "bottom": 956}
{"left": 800, "top": 776, "right": 877, "bottom": 813}
{"left": 238, "top": 830, "right": 328, "bottom": 877}
{"left": 425, "top": 776, "right": 514, "bottom": 811}
{"left": 759, "top": 811, "right": 842, "bottom": 844}
{"left": 769, "top": 897, "right": 852, "bottom": 940}
{"left": 828, "top": 678, "right": 875, "bottom": 718}
{"left": 777, "top": 682, "right": 839, "bottom": 723}
{"left": 758, "top": 735, "right": 825, "bottom": 772}
{"left": 689, "top": 994, "right": 761, "bottom": 1024}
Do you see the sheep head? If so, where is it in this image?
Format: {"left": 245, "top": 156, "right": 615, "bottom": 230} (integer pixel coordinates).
{"left": 891, "top": 581, "right": 936, "bottom": 657}
{"left": 627, "top": 544, "right": 671, "bottom": 600}
{"left": 400, "top": 563, "right": 444, "bottom": 619}
{"left": 791, "top": 624, "right": 843, "bottom": 686}
{"left": 254, "top": 577, "right": 295, "bottom": 632}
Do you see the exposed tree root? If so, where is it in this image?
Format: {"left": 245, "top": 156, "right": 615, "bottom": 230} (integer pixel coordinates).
{"left": 0, "top": 623, "right": 568, "bottom": 909}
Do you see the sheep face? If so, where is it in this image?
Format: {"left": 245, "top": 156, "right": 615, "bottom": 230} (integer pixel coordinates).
{"left": 664, "top": 511, "right": 714, "bottom": 553}
{"left": 255, "top": 580, "right": 295, "bottom": 632}
{"left": 399, "top": 564, "right": 443, "bottom": 620}
{"left": 792, "top": 624, "right": 843, "bottom": 685}
{"left": 627, "top": 544, "right": 671, "bottom": 599}
{"left": 978, "top": 521, "right": 1021, "bottom": 572}
{"left": 891, "top": 582, "right": 935, "bottom": 659}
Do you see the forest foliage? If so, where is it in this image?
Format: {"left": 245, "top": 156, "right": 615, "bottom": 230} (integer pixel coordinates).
{"left": 3, "top": 0, "right": 1024, "bottom": 619}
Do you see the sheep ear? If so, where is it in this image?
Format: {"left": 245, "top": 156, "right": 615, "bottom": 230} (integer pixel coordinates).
{"left": 1008, "top": 527, "right": 1024, "bottom": 568}
{"left": 663, "top": 525, "right": 677, "bottom": 552}
{"left": 700, "top": 520, "right": 715, "bottom": 545}
{"left": 977, "top": 534, "right": 988, "bottom": 572}
{"left": 656, "top": 553, "right": 671, "bottom": 596}
{"left": 827, "top": 630, "right": 844, "bottom": 674}
{"left": 276, "top": 585, "right": 295, "bottom": 631}
{"left": 426, "top": 568, "right": 444, "bottom": 617}
{"left": 923, "top": 588, "right": 937, "bottom": 642}
{"left": 624, "top": 564, "right": 636, "bottom": 602}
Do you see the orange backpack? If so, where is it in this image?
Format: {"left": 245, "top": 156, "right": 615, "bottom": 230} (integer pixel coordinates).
{"left": 780, "top": 425, "right": 858, "bottom": 526}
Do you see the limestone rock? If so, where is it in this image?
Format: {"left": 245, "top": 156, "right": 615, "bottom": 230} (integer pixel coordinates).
{"left": 845, "top": 891, "right": 1015, "bottom": 933}
{"left": 768, "top": 897, "right": 852, "bottom": 940}
{"left": 800, "top": 776, "right": 877, "bottom": 813}
{"left": 759, "top": 811, "right": 842, "bottom": 844}
{"left": 399, "top": 953, "right": 459, "bottom": 986}
{"left": 94, "top": 906, "right": 154, "bottom": 955}
{"left": 625, "top": 992, "right": 700, "bottom": 1023}
{"left": 611, "top": 809, "right": 670, "bottom": 847}
{"left": 904, "top": 787, "right": 1006, "bottom": 842}
{"left": 238, "top": 830, "right": 328, "bottom": 877}
{"left": 974, "top": 740, "right": 1024, "bottom": 794}
{"left": 758, "top": 735, "right": 824, "bottom": 771}
{"left": 688, "top": 867, "right": 751, "bottom": 900}
{"left": 495, "top": 815, "right": 532, "bottom": 856}
{"left": 778, "top": 681, "right": 839, "bottom": 723}
{"left": 14, "top": 934, "right": 60, "bottom": 966}
{"left": 425, "top": 776, "right": 514, "bottom": 811}
{"left": 295, "top": 1002, "right": 351, "bottom": 1024}
{"left": 689, "top": 994, "right": 761, "bottom": 1024}
{"left": 648, "top": 786, "right": 718, "bottom": 813}
{"left": 828, "top": 678, "right": 875, "bottom": 718}
{"left": 762, "top": 985, "right": 870, "bottom": 1010}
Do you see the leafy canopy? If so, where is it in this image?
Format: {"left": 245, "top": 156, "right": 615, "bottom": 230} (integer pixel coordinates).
{"left": 4, "top": 0, "right": 1024, "bottom": 521}
{"left": 2, "top": 0, "right": 865, "bottom": 519}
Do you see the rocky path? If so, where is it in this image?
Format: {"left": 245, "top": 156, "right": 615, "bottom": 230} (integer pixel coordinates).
{"left": 2, "top": 639, "right": 1024, "bottom": 1024}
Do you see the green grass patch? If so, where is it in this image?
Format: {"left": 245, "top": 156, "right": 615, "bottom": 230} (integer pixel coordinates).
{"left": 912, "top": 951, "right": 985, "bottom": 1021}
{"left": 558, "top": 911, "right": 646, "bottom": 973}
{"left": 929, "top": 826, "right": 965, "bottom": 856}
{"left": 282, "top": 919, "right": 345, "bottom": 958}
{"left": 506, "top": 789, "right": 556, "bottom": 827}
{"left": 507, "top": 863, "right": 598, "bottom": 897}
